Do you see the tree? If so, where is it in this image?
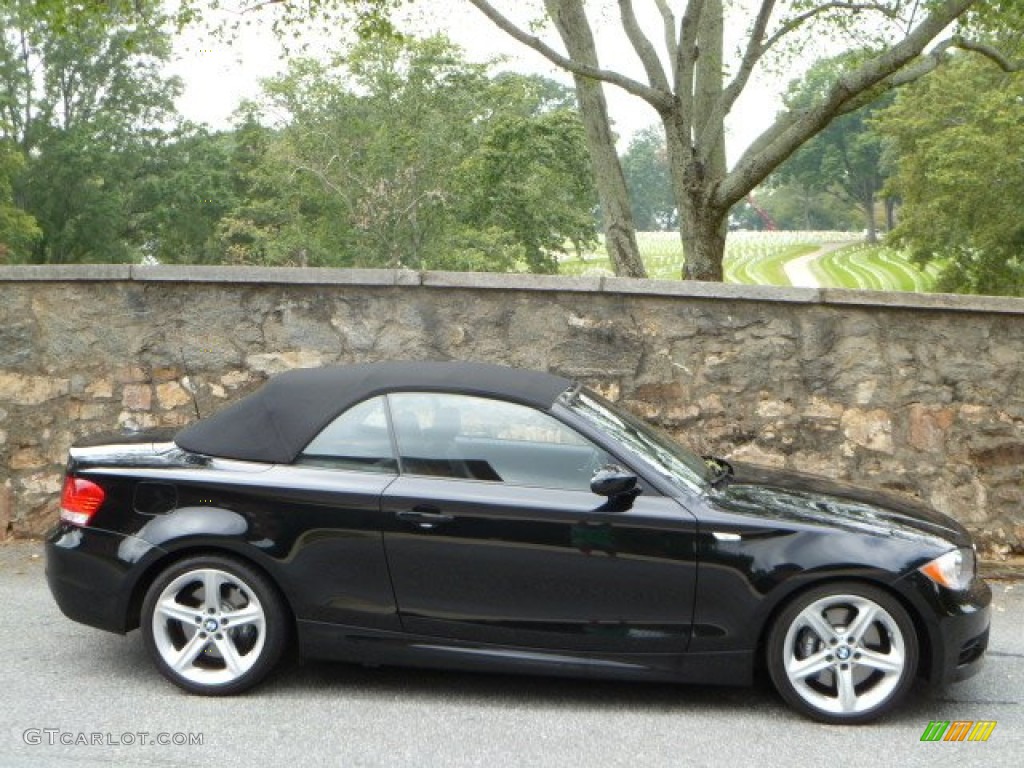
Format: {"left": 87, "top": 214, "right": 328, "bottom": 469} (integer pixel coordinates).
{"left": 459, "top": 108, "right": 598, "bottom": 272}
{"left": 226, "top": 35, "right": 598, "bottom": 271}
{"left": 542, "top": 0, "right": 646, "bottom": 277}
{"left": 773, "top": 54, "right": 895, "bottom": 242}
{"left": 41, "top": 1, "right": 1024, "bottom": 279}
{"left": 874, "top": 54, "right": 1024, "bottom": 295}
{"left": 210, "top": 111, "right": 321, "bottom": 266}
{"left": 749, "top": 181, "right": 861, "bottom": 232}
{"left": 130, "top": 126, "right": 240, "bottom": 264}
{"left": 463, "top": 0, "right": 1024, "bottom": 280}
{"left": 0, "top": 142, "right": 40, "bottom": 261}
{"left": 0, "top": 0, "right": 181, "bottom": 262}
{"left": 621, "top": 126, "right": 675, "bottom": 231}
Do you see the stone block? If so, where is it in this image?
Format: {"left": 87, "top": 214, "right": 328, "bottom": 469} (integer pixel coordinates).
{"left": 156, "top": 381, "right": 192, "bottom": 410}
{"left": 121, "top": 384, "right": 152, "bottom": 411}
{"left": 246, "top": 350, "right": 324, "bottom": 375}
{"left": 841, "top": 409, "right": 894, "bottom": 454}
{"left": 86, "top": 379, "right": 114, "bottom": 399}
{"left": 0, "top": 373, "right": 70, "bottom": 405}
{"left": 10, "top": 447, "right": 47, "bottom": 470}
{"left": 907, "top": 404, "right": 955, "bottom": 453}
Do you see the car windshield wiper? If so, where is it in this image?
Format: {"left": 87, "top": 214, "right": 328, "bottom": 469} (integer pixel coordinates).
{"left": 702, "top": 455, "right": 734, "bottom": 488}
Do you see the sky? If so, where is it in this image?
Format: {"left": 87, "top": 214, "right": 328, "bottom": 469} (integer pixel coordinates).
{"left": 165, "top": 1, "right": 788, "bottom": 162}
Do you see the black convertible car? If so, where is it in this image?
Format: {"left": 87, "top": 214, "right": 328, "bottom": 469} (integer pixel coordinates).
{"left": 46, "top": 361, "right": 990, "bottom": 723}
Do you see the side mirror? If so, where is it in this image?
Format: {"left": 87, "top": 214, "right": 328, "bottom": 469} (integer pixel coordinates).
{"left": 591, "top": 466, "right": 639, "bottom": 498}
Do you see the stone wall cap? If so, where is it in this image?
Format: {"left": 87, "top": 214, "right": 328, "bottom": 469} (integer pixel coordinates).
{"left": 129, "top": 265, "right": 405, "bottom": 286}
{"left": 421, "top": 271, "right": 603, "bottom": 292}
{"left": 2, "top": 265, "right": 1024, "bottom": 318}
{"left": 821, "top": 288, "right": 1024, "bottom": 314}
{"left": 0, "top": 265, "right": 132, "bottom": 281}
{"left": 602, "top": 277, "right": 822, "bottom": 303}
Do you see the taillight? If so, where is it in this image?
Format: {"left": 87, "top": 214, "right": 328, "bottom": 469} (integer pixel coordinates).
{"left": 60, "top": 476, "right": 106, "bottom": 526}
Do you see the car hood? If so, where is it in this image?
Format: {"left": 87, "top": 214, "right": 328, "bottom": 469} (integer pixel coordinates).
{"left": 709, "top": 462, "right": 970, "bottom": 547}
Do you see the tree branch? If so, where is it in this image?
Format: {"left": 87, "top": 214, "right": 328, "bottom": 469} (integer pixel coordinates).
{"left": 617, "top": 0, "right": 669, "bottom": 90}
{"left": 674, "top": 0, "right": 706, "bottom": 135}
{"left": 653, "top": 0, "right": 678, "bottom": 64}
{"left": 698, "top": 1, "right": 775, "bottom": 163}
{"left": 952, "top": 36, "right": 1024, "bottom": 71}
{"left": 720, "top": 0, "right": 978, "bottom": 209}
{"left": 721, "top": 0, "right": 775, "bottom": 111}
{"left": 466, "top": 0, "right": 673, "bottom": 110}
{"left": 762, "top": 2, "right": 901, "bottom": 57}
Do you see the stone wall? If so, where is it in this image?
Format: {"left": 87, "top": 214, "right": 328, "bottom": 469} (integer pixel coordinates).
{"left": 1, "top": 265, "right": 1022, "bottom": 556}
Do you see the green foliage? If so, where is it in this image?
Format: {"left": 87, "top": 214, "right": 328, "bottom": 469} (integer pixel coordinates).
{"left": 130, "top": 126, "right": 239, "bottom": 264}
{"left": 211, "top": 113, "right": 324, "bottom": 266}
{"left": 874, "top": 55, "right": 1024, "bottom": 295}
{"left": 621, "top": 126, "right": 675, "bottom": 232}
{"left": 172, "top": 0, "right": 405, "bottom": 43}
{"left": 772, "top": 52, "right": 893, "bottom": 236}
{"left": 459, "top": 109, "right": 597, "bottom": 273}
{"left": 751, "top": 183, "right": 862, "bottom": 232}
{"left": 0, "top": 4, "right": 595, "bottom": 270}
{"left": 224, "top": 35, "right": 597, "bottom": 271}
{"left": 0, "top": 142, "right": 40, "bottom": 261}
{"left": 0, "top": 0, "right": 181, "bottom": 263}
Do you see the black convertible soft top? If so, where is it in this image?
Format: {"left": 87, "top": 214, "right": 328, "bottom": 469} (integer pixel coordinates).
{"left": 174, "top": 361, "right": 573, "bottom": 464}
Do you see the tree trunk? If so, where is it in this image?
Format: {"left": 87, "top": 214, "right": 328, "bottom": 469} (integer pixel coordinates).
{"left": 545, "top": 0, "right": 646, "bottom": 278}
{"left": 661, "top": 111, "right": 728, "bottom": 281}
{"left": 666, "top": 0, "right": 728, "bottom": 281}
{"left": 863, "top": 191, "right": 878, "bottom": 243}
{"left": 884, "top": 195, "right": 897, "bottom": 231}
{"left": 679, "top": 197, "right": 727, "bottom": 281}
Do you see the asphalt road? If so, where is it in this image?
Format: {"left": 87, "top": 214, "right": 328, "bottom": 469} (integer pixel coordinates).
{"left": 2, "top": 541, "right": 1022, "bottom": 768}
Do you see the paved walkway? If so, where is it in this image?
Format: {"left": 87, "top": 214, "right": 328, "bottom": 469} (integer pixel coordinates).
{"left": 782, "top": 241, "right": 857, "bottom": 288}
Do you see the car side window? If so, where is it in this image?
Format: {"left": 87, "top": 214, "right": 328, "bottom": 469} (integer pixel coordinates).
{"left": 297, "top": 396, "right": 397, "bottom": 474}
{"left": 388, "top": 393, "right": 608, "bottom": 491}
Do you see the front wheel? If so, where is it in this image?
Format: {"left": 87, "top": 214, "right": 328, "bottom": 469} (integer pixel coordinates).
{"left": 767, "top": 582, "right": 919, "bottom": 724}
{"left": 141, "top": 555, "right": 289, "bottom": 695}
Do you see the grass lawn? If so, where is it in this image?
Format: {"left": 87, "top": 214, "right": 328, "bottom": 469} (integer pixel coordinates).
{"left": 810, "top": 243, "right": 934, "bottom": 292}
{"left": 560, "top": 231, "right": 935, "bottom": 292}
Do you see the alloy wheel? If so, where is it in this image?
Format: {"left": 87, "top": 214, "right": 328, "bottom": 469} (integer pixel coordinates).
{"left": 143, "top": 556, "right": 287, "bottom": 694}
{"left": 768, "top": 583, "right": 918, "bottom": 723}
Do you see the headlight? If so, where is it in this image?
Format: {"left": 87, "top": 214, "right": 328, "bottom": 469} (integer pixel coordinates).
{"left": 919, "top": 548, "right": 976, "bottom": 591}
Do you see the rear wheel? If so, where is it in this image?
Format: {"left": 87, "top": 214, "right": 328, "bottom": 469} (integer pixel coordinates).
{"left": 141, "top": 555, "right": 288, "bottom": 695}
{"left": 767, "top": 582, "right": 918, "bottom": 724}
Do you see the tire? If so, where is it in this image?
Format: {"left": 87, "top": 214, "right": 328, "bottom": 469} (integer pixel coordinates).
{"left": 766, "top": 582, "right": 919, "bottom": 724}
{"left": 141, "top": 554, "right": 289, "bottom": 695}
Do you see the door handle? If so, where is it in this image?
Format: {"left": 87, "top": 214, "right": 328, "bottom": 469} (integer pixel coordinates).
{"left": 396, "top": 507, "right": 454, "bottom": 527}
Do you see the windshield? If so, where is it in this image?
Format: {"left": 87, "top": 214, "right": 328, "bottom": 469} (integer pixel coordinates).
{"left": 564, "top": 387, "right": 710, "bottom": 493}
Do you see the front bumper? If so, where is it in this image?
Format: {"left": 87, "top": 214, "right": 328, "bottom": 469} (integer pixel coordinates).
{"left": 45, "top": 523, "right": 162, "bottom": 634}
{"left": 896, "top": 570, "right": 991, "bottom": 688}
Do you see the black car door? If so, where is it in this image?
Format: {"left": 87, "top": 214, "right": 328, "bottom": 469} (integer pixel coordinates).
{"left": 380, "top": 392, "right": 698, "bottom": 654}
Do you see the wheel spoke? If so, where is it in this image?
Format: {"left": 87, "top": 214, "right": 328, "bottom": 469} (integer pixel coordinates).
{"left": 801, "top": 609, "right": 836, "bottom": 644}
{"left": 224, "top": 603, "right": 263, "bottom": 628}
{"left": 846, "top": 603, "right": 879, "bottom": 644}
{"left": 158, "top": 597, "right": 200, "bottom": 626}
{"left": 837, "top": 666, "right": 858, "bottom": 712}
{"left": 170, "top": 630, "right": 209, "bottom": 673}
{"left": 214, "top": 634, "right": 244, "bottom": 677}
{"left": 787, "top": 649, "right": 832, "bottom": 681}
{"left": 857, "top": 648, "right": 903, "bottom": 675}
{"left": 203, "top": 570, "right": 223, "bottom": 611}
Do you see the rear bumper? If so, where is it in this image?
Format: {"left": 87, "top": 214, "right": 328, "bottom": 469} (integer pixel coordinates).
{"left": 896, "top": 571, "right": 991, "bottom": 688}
{"left": 45, "top": 523, "right": 163, "bottom": 634}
